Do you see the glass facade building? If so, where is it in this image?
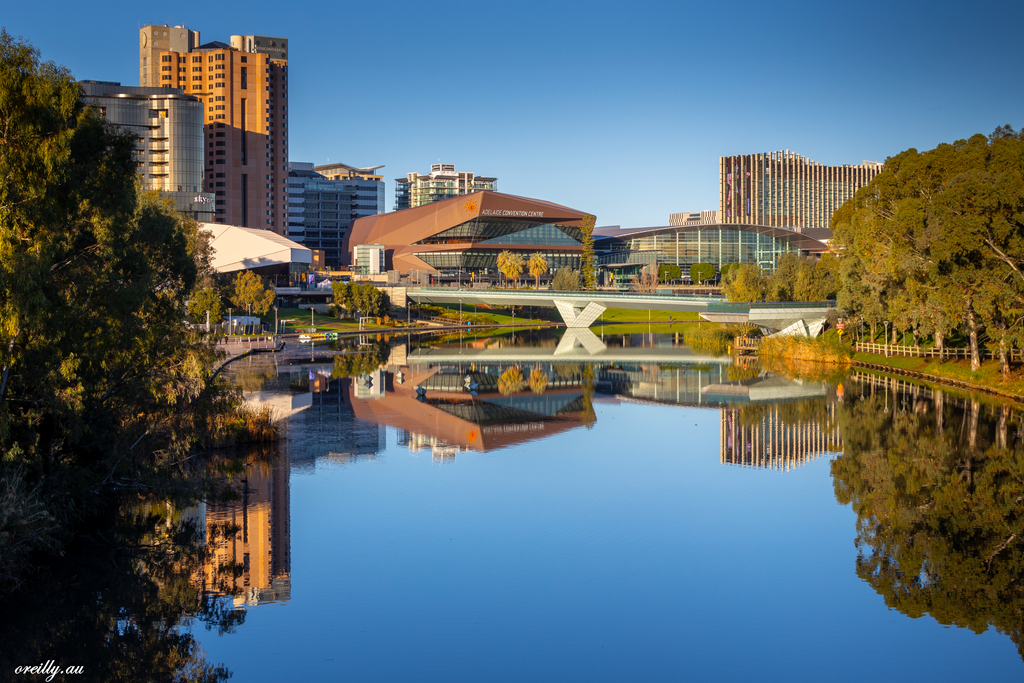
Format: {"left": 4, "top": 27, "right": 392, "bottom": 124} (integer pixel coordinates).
{"left": 287, "top": 162, "right": 385, "bottom": 268}
{"left": 80, "top": 81, "right": 214, "bottom": 221}
{"left": 594, "top": 223, "right": 829, "bottom": 280}
{"left": 346, "top": 191, "right": 592, "bottom": 275}
{"left": 411, "top": 217, "right": 583, "bottom": 273}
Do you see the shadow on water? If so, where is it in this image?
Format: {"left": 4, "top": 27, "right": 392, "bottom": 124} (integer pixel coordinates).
{"left": 0, "top": 447, "right": 292, "bottom": 682}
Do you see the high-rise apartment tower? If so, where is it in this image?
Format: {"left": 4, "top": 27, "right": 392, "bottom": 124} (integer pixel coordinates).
{"left": 719, "top": 151, "right": 883, "bottom": 230}
{"left": 139, "top": 24, "right": 289, "bottom": 234}
{"left": 394, "top": 163, "right": 497, "bottom": 211}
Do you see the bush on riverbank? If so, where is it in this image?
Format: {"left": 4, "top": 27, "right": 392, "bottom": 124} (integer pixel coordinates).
{"left": 682, "top": 324, "right": 745, "bottom": 355}
{"left": 759, "top": 335, "right": 852, "bottom": 364}
{"left": 756, "top": 335, "right": 852, "bottom": 382}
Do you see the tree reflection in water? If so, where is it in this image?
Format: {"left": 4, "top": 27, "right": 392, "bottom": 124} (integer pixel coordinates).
{"left": 832, "top": 379, "right": 1024, "bottom": 658}
{"left": 0, "top": 451, "right": 277, "bottom": 682}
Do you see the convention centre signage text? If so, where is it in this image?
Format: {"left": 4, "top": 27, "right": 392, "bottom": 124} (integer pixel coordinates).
{"left": 481, "top": 209, "right": 545, "bottom": 217}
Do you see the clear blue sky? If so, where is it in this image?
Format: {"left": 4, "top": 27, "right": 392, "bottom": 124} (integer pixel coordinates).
{"left": 5, "top": 0, "right": 1023, "bottom": 227}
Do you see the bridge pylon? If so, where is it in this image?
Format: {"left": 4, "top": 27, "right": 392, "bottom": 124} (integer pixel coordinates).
{"left": 553, "top": 300, "right": 607, "bottom": 328}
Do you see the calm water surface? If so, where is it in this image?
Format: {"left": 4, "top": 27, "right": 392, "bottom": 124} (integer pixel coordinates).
{"left": 189, "top": 329, "right": 1024, "bottom": 681}
{"left": 3, "top": 328, "right": 1020, "bottom": 682}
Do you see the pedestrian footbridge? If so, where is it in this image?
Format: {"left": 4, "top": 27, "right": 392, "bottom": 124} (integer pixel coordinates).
{"left": 405, "top": 288, "right": 835, "bottom": 335}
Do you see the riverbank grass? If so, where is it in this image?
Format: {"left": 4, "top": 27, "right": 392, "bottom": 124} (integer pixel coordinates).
{"left": 277, "top": 307, "right": 393, "bottom": 333}
{"left": 597, "top": 308, "right": 701, "bottom": 323}
{"left": 759, "top": 333, "right": 852, "bottom": 364}
{"left": 852, "top": 350, "right": 1024, "bottom": 397}
{"left": 426, "top": 303, "right": 547, "bottom": 326}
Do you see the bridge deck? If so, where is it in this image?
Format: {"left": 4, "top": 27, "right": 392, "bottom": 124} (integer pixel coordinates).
{"left": 406, "top": 287, "right": 721, "bottom": 312}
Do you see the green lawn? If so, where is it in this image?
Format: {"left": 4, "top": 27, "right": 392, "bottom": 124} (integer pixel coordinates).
{"left": 275, "top": 308, "right": 395, "bottom": 333}
{"left": 593, "top": 321, "right": 705, "bottom": 336}
{"left": 597, "top": 308, "right": 701, "bottom": 323}
{"left": 428, "top": 303, "right": 548, "bottom": 326}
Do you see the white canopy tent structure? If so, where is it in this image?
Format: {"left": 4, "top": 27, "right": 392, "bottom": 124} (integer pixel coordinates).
{"left": 200, "top": 223, "right": 312, "bottom": 273}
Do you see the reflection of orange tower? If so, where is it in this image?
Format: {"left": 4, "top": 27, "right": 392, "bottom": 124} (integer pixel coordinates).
{"left": 720, "top": 405, "right": 841, "bottom": 471}
{"left": 204, "top": 456, "right": 291, "bottom": 605}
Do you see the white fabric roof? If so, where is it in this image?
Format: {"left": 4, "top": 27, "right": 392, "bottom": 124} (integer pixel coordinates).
{"left": 200, "top": 223, "right": 312, "bottom": 273}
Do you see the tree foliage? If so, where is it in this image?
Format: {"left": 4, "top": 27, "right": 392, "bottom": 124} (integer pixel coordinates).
{"left": 658, "top": 264, "right": 681, "bottom": 283}
{"left": 0, "top": 31, "right": 221, "bottom": 471}
{"left": 832, "top": 128, "right": 1024, "bottom": 373}
{"left": 496, "top": 250, "right": 525, "bottom": 287}
{"left": 331, "top": 281, "right": 388, "bottom": 318}
{"left": 579, "top": 214, "right": 597, "bottom": 290}
{"left": 722, "top": 263, "right": 768, "bottom": 302}
{"left": 186, "top": 287, "right": 223, "bottom": 324}
{"left": 229, "top": 270, "right": 274, "bottom": 317}
{"left": 528, "top": 252, "right": 549, "bottom": 288}
{"left": 723, "top": 254, "right": 838, "bottom": 303}
{"left": 690, "top": 262, "right": 715, "bottom": 285}
{"left": 552, "top": 268, "right": 583, "bottom": 291}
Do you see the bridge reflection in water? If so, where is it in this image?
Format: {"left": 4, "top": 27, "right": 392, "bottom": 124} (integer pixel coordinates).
{"left": 233, "top": 329, "right": 843, "bottom": 471}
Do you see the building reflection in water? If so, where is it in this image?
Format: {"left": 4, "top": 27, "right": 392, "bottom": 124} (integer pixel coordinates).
{"left": 360, "top": 364, "right": 589, "bottom": 460}
{"left": 720, "top": 405, "right": 841, "bottom": 471}
{"left": 202, "top": 455, "right": 291, "bottom": 606}
{"left": 190, "top": 338, "right": 850, "bottom": 613}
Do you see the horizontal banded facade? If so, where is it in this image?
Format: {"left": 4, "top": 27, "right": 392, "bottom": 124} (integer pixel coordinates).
{"left": 720, "top": 151, "right": 883, "bottom": 230}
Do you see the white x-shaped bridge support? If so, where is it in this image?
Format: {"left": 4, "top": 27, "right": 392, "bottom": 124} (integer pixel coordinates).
{"left": 553, "top": 300, "right": 607, "bottom": 328}
{"left": 553, "top": 328, "right": 607, "bottom": 355}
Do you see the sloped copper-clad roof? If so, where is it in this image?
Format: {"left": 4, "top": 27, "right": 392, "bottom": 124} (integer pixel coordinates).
{"left": 344, "top": 190, "right": 592, "bottom": 272}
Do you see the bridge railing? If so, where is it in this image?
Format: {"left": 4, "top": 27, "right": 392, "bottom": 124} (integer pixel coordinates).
{"left": 706, "top": 300, "right": 838, "bottom": 314}
{"left": 408, "top": 287, "right": 726, "bottom": 303}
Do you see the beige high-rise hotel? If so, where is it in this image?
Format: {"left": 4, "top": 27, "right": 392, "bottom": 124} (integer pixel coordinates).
{"left": 139, "top": 24, "right": 289, "bottom": 234}
{"left": 719, "top": 151, "right": 883, "bottom": 230}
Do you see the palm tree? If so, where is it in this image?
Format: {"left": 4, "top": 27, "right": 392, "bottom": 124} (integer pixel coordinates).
{"left": 528, "top": 252, "right": 549, "bottom": 289}
{"left": 497, "top": 250, "right": 525, "bottom": 288}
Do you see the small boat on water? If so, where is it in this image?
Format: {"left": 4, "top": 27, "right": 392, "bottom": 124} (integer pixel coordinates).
{"left": 299, "top": 332, "right": 339, "bottom": 343}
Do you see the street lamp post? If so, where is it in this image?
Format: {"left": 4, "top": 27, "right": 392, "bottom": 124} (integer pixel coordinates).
{"left": 883, "top": 320, "right": 890, "bottom": 357}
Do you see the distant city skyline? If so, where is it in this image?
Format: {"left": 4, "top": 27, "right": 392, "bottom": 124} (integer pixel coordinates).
{"left": 4, "top": 0, "right": 1023, "bottom": 227}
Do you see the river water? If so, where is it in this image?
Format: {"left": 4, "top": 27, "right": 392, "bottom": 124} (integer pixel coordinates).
{"left": 3, "top": 328, "right": 1023, "bottom": 681}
